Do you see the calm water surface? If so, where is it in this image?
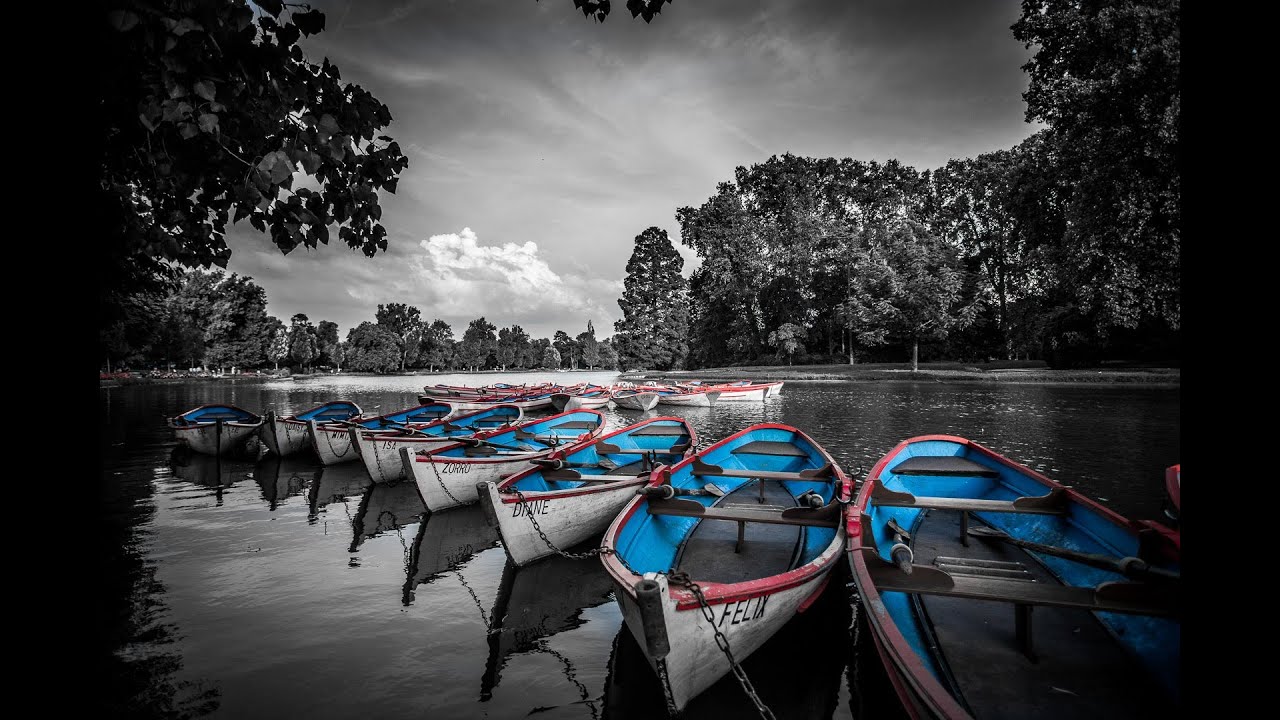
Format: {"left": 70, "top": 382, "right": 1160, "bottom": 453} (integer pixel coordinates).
{"left": 98, "top": 372, "right": 1179, "bottom": 719}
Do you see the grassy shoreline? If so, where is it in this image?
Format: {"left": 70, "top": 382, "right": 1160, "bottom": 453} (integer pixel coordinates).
{"left": 620, "top": 362, "right": 1180, "bottom": 387}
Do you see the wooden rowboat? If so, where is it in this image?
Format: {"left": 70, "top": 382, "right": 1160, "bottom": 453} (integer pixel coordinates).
{"left": 478, "top": 417, "right": 696, "bottom": 567}
{"left": 654, "top": 388, "right": 721, "bottom": 407}
{"left": 612, "top": 389, "right": 661, "bottom": 411}
{"left": 308, "top": 402, "right": 452, "bottom": 466}
{"left": 349, "top": 404, "right": 524, "bottom": 484}
{"left": 169, "top": 404, "right": 263, "bottom": 456}
{"left": 550, "top": 388, "right": 613, "bottom": 412}
{"left": 600, "top": 422, "right": 852, "bottom": 712}
{"left": 845, "top": 435, "right": 1181, "bottom": 719}
{"left": 260, "top": 400, "right": 362, "bottom": 457}
{"left": 403, "top": 409, "right": 607, "bottom": 513}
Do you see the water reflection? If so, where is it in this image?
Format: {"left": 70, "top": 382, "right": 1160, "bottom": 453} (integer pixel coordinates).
{"left": 480, "top": 550, "right": 616, "bottom": 701}
{"left": 254, "top": 456, "right": 319, "bottom": 510}
{"left": 349, "top": 482, "right": 427, "bottom": 553}
{"left": 402, "top": 504, "right": 501, "bottom": 604}
{"left": 306, "top": 463, "right": 373, "bottom": 521}
{"left": 168, "top": 445, "right": 259, "bottom": 505}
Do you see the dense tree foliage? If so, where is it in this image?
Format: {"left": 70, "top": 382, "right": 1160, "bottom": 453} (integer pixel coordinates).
{"left": 375, "top": 303, "right": 423, "bottom": 371}
{"left": 100, "top": 0, "right": 409, "bottom": 349}
{"left": 614, "top": 227, "right": 690, "bottom": 370}
{"left": 345, "top": 322, "right": 401, "bottom": 373}
{"left": 1012, "top": 0, "right": 1180, "bottom": 339}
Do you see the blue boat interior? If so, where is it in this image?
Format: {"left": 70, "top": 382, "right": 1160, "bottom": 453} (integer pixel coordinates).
{"left": 614, "top": 427, "right": 840, "bottom": 583}
{"left": 173, "top": 405, "right": 260, "bottom": 425}
{"left": 432, "top": 411, "right": 604, "bottom": 458}
{"left": 862, "top": 438, "right": 1179, "bottom": 716}
{"left": 362, "top": 403, "right": 453, "bottom": 429}
{"left": 508, "top": 420, "right": 694, "bottom": 492}
{"left": 295, "top": 401, "right": 362, "bottom": 422}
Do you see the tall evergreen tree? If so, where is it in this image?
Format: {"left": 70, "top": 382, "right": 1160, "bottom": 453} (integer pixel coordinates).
{"left": 613, "top": 227, "right": 690, "bottom": 370}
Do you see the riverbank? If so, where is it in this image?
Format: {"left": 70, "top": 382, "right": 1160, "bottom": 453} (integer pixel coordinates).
{"left": 620, "top": 362, "right": 1180, "bottom": 387}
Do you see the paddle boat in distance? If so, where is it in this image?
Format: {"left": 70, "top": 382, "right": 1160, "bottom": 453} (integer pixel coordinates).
{"left": 600, "top": 422, "right": 852, "bottom": 712}
{"left": 260, "top": 400, "right": 362, "bottom": 457}
{"left": 308, "top": 402, "right": 453, "bottom": 466}
{"left": 170, "top": 404, "right": 264, "bottom": 456}
{"left": 845, "top": 435, "right": 1181, "bottom": 719}
{"left": 402, "top": 409, "right": 606, "bottom": 513}
{"left": 478, "top": 417, "right": 696, "bottom": 567}
{"left": 349, "top": 404, "right": 524, "bottom": 484}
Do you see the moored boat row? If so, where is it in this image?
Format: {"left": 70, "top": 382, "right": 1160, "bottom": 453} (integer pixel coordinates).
{"left": 164, "top": 391, "right": 1177, "bottom": 718}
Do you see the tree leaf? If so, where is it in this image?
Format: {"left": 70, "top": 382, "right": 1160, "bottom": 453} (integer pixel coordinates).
{"left": 138, "top": 113, "right": 155, "bottom": 132}
{"left": 293, "top": 9, "right": 326, "bottom": 36}
{"left": 108, "top": 10, "right": 139, "bottom": 32}
{"left": 257, "top": 0, "right": 284, "bottom": 17}
{"left": 298, "top": 151, "right": 322, "bottom": 174}
{"left": 194, "top": 80, "right": 216, "bottom": 102}
{"left": 198, "top": 113, "right": 219, "bottom": 133}
{"left": 179, "top": 122, "right": 199, "bottom": 140}
{"left": 317, "top": 114, "right": 340, "bottom": 141}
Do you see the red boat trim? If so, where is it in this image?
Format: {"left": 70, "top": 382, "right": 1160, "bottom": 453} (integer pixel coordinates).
{"left": 1165, "top": 464, "right": 1180, "bottom": 513}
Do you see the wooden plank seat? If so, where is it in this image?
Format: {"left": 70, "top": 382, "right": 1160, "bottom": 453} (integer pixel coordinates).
{"left": 872, "top": 482, "right": 1068, "bottom": 546}
{"left": 629, "top": 425, "right": 691, "bottom": 436}
{"left": 548, "top": 420, "right": 600, "bottom": 430}
{"left": 891, "top": 455, "right": 998, "bottom": 477}
{"left": 692, "top": 457, "right": 833, "bottom": 481}
{"left": 647, "top": 496, "right": 841, "bottom": 528}
{"left": 595, "top": 439, "right": 691, "bottom": 455}
{"left": 730, "top": 440, "right": 809, "bottom": 457}
{"left": 860, "top": 549, "right": 1180, "bottom": 618}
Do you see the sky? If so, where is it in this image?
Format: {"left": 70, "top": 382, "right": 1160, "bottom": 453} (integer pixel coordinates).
{"left": 225, "top": 0, "right": 1042, "bottom": 341}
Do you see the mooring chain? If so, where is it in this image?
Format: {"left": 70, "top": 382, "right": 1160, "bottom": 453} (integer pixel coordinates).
{"left": 848, "top": 581, "right": 863, "bottom": 720}
{"left": 666, "top": 571, "right": 777, "bottom": 720}
{"left": 655, "top": 657, "right": 680, "bottom": 717}
{"left": 540, "top": 643, "right": 598, "bottom": 720}
{"left": 511, "top": 488, "right": 614, "bottom": 561}
{"left": 453, "top": 569, "right": 491, "bottom": 630}
{"left": 427, "top": 453, "right": 465, "bottom": 506}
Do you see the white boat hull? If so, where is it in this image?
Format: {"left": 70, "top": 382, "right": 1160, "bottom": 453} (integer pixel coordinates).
{"left": 655, "top": 391, "right": 719, "bottom": 407}
{"left": 261, "top": 416, "right": 313, "bottom": 457}
{"left": 352, "top": 429, "right": 458, "bottom": 484}
{"left": 309, "top": 421, "right": 362, "bottom": 465}
{"left": 564, "top": 395, "right": 613, "bottom": 410}
{"left": 405, "top": 449, "right": 549, "bottom": 512}
{"left": 613, "top": 392, "right": 660, "bottom": 411}
{"left": 766, "top": 381, "right": 784, "bottom": 397}
{"left": 479, "top": 478, "right": 648, "bottom": 566}
{"left": 173, "top": 421, "right": 262, "bottom": 456}
{"left": 610, "top": 537, "right": 842, "bottom": 711}
{"left": 711, "top": 387, "right": 767, "bottom": 402}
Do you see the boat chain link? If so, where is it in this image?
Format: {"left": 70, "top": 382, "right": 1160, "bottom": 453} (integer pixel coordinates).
{"left": 426, "top": 452, "right": 465, "bottom": 506}
{"left": 511, "top": 488, "right": 617, "bottom": 561}
{"left": 666, "top": 571, "right": 777, "bottom": 720}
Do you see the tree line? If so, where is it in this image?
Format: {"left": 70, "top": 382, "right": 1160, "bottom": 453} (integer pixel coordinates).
{"left": 610, "top": 2, "right": 1179, "bottom": 370}
{"left": 101, "top": 269, "right": 619, "bottom": 374}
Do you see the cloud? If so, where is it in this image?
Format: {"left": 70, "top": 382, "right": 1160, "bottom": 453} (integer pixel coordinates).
{"left": 342, "top": 227, "right": 619, "bottom": 336}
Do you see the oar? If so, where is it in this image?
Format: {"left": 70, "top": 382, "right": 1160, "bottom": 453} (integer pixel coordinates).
{"left": 530, "top": 457, "right": 618, "bottom": 471}
{"left": 967, "top": 526, "right": 1180, "bottom": 583}
{"left": 637, "top": 485, "right": 722, "bottom": 499}
{"left": 454, "top": 436, "right": 536, "bottom": 452}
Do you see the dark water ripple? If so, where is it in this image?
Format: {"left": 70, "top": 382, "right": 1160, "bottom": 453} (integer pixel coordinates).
{"left": 99, "top": 373, "right": 1179, "bottom": 719}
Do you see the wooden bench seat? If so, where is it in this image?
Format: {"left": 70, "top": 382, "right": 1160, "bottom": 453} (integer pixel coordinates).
{"left": 647, "top": 496, "right": 840, "bottom": 528}
{"left": 891, "top": 455, "right": 998, "bottom": 477}
{"left": 859, "top": 549, "right": 1179, "bottom": 619}
{"left": 730, "top": 440, "right": 809, "bottom": 457}
{"left": 692, "top": 458, "right": 832, "bottom": 481}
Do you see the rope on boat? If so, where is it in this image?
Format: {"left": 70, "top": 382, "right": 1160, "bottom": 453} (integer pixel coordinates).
{"left": 665, "top": 571, "right": 777, "bottom": 720}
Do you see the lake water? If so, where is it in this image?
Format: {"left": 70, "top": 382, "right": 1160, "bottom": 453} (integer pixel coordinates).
{"left": 98, "top": 372, "right": 1180, "bottom": 719}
